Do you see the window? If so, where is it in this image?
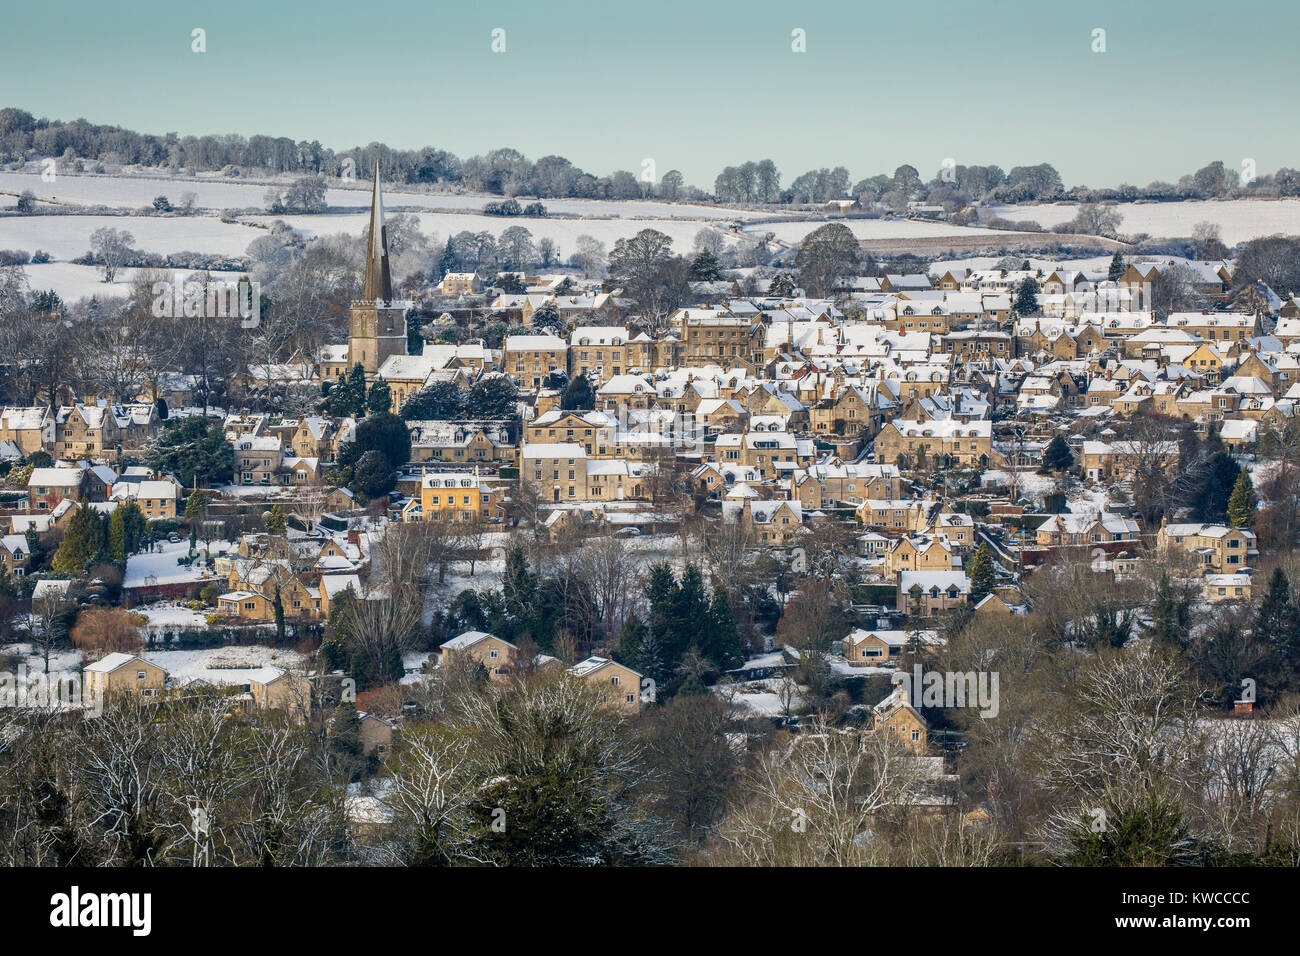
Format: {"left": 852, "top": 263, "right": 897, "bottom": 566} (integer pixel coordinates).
{"left": 137, "top": 670, "right": 147, "bottom": 680}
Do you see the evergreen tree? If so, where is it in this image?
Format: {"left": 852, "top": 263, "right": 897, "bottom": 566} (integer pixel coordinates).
{"left": 52, "top": 503, "right": 105, "bottom": 574}
{"left": 1065, "top": 795, "right": 1198, "bottom": 866}
{"left": 1013, "top": 277, "right": 1040, "bottom": 316}
{"left": 273, "top": 585, "right": 286, "bottom": 643}
{"left": 501, "top": 542, "right": 537, "bottom": 640}
{"left": 366, "top": 377, "right": 392, "bottom": 415}
{"left": 668, "top": 565, "right": 711, "bottom": 662}
{"left": 1256, "top": 567, "right": 1292, "bottom": 637}
{"left": 185, "top": 490, "right": 206, "bottom": 519}
{"left": 530, "top": 302, "right": 560, "bottom": 329}
{"left": 645, "top": 561, "right": 676, "bottom": 639}
{"left": 464, "top": 376, "right": 519, "bottom": 419}
{"left": 119, "top": 502, "right": 147, "bottom": 555}
{"left": 438, "top": 237, "right": 456, "bottom": 278}
{"left": 339, "top": 412, "right": 412, "bottom": 474}
{"left": 264, "top": 503, "right": 287, "bottom": 535}
{"left": 688, "top": 249, "right": 721, "bottom": 281}
{"left": 768, "top": 272, "right": 796, "bottom": 297}
{"left": 1191, "top": 451, "right": 1240, "bottom": 523}
{"left": 1043, "top": 433, "right": 1074, "bottom": 472}
{"left": 401, "top": 380, "right": 463, "bottom": 420}
{"left": 147, "top": 417, "right": 233, "bottom": 487}
{"left": 968, "top": 541, "right": 995, "bottom": 603}
{"left": 1148, "top": 572, "right": 1192, "bottom": 651}
{"left": 1107, "top": 252, "right": 1126, "bottom": 282}
{"left": 634, "top": 625, "right": 669, "bottom": 693}
{"left": 704, "top": 585, "right": 743, "bottom": 671}
{"left": 328, "top": 364, "right": 368, "bottom": 417}
{"left": 108, "top": 507, "right": 127, "bottom": 563}
{"left": 1228, "top": 469, "right": 1256, "bottom": 528}
{"left": 617, "top": 614, "right": 647, "bottom": 666}
{"left": 351, "top": 450, "right": 396, "bottom": 499}
{"left": 406, "top": 311, "right": 424, "bottom": 355}
{"left": 560, "top": 373, "right": 595, "bottom": 411}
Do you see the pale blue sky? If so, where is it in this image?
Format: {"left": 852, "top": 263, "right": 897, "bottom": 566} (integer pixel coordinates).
{"left": 2, "top": 0, "right": 1296, "bottom": 189}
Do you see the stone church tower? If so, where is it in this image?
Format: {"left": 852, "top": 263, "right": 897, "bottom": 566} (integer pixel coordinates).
{"left": 347, "top": 163, "right": 408, "bottom": 376}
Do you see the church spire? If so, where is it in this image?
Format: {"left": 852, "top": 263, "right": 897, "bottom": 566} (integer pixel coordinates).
{"left": 363, "top": 161, "right": 393, "bottom": 303}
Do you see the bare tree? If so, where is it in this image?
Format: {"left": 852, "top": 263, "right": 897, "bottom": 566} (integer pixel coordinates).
{"left": 709, "top": 720, "right": 926, "bottom": 866}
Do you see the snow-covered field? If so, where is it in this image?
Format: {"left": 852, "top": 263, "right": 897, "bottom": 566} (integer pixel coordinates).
{"left": 929, "top": 253, "right": 1118, "bottom": 276}
{"left": 0, "top": 213, "right": 262, "bottom": 260}
{"left": 0, "top": 169, "right": 765, "bottom": 221}
{"left": 10, "top": 167, "right": 1300, "bottom": 305}
{"left": 244, "top": 211, "right": 728, "bottom": 253}
{"left": 20, "top": 262, "right": 245, "bottom": 304}
{"left": 752, "top": 217, "right": 997, "bottom": 244}
{"left": 987, "top": 199, "right": 1300, "bottom": 246}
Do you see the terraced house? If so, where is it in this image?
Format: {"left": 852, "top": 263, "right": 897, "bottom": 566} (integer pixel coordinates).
{"left": 503, "top": 333, "right": 568, "bottom": 389}
{"left": 873, "top": 419, "right": 994, "bottom": 468}
{"left": 407, "top": 420, "right": 514, "bottom": 465}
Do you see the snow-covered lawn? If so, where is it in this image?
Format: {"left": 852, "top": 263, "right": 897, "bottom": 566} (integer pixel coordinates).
{"left": 124, "top": 539, "right": 220, "bottom": 589}
{"left": 717, "top": 676, "right": 804, "bottom": 717}
{"left": 145, "top": 645, "right": 307, "bottom": 686}
{"left": 982, "top": 469, "right": 1062, "bottom": 504}
{"left": 2, "top": 641, "right": 82, "bottom": 674}
{"left": 136, "top": 602, "right": 209, "bottom": 635}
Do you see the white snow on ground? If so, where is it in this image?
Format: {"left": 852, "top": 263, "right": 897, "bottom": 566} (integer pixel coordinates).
{"left": 123, "top": 539, "right": 219, "bottom": 589}
{"left": 986, "top": 199, "right": 1300, "bottom": 245}
{"left": 246, "top": 211, "right": 724, "bottom": 252}
{"left": 982, "top": 469, "right": 1058, "bottom": 502}
{"left": 5, "top": 631, "right": 300, "bottom": 688}
{"left": 20, "top": 262, "right": 244, "bottom": 304}
{"left": 145, "top": 645, "right": 306, "bottom": 686}
{"left": 3, "top": 642, "right": 82, "bottom": 674}
{"left": 0, "top": 214, "right": 262, "bottom": 260}
{"left": 828, "top": 659, "right": 893, "bottom": 677}
{"left": 752, "top": 217, "right": 1000, "bottom": 243}
{"left": 0, "top": 170, "right": 767, "bottom": 221}
{"left": 929, "top": 254, "right": 1119, "bottom": 276}
{"left": 136, "top": 602, "right": 209, "bottom": 634}
{"left": 717, "top": 676, "right": 804, "bottom": 716}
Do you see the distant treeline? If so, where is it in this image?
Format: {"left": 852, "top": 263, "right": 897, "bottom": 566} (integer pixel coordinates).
{"left": 3, "top": 107, "right": 1300, "bottom": 209}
